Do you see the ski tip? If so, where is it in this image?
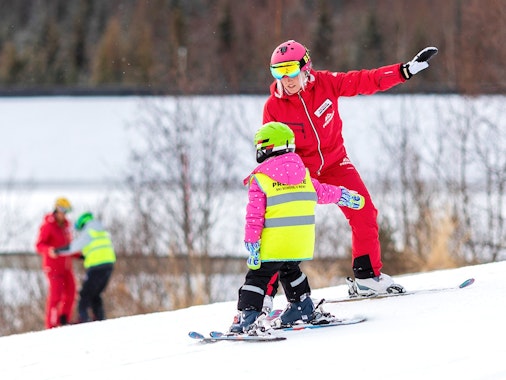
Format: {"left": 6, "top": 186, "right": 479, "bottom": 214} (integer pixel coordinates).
{"left": 210, "top": 331, "right": 224, "bottom": 338}
{"left": 459, "top": 278, "right": 475, "bottom": 288}
{"left": 188, "top": 331, "right": 205, "bottom": 339}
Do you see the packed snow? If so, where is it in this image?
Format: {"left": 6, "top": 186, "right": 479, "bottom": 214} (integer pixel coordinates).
{"left": 0, "top": 261, "right": 504, "bottom": 380}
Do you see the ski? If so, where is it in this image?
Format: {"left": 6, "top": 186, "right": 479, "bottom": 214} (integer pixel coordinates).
{"left": 276, "top": 316, "right": 366, "bottom": 331}
{"left": 208, "top": 311, "right": 366, "bottom": 338}
{"left": 189, "top": 308, "right": 365, "bottom": 343}
{"left": 188, "top": 330, "right": 285, "bottom": 343}
{"left": 319, "top": 278, "right": 475, "bottom": 304}
{"left": 264, "top": 307, "right": 366, "bottom": 331}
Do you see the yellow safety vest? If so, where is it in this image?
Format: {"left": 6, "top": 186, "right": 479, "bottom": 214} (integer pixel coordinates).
{"left": 253, "top": 169, "right": 317, "bottom": 261}
{"left": 82, "top": 229, "right": 116, "bottom": 269}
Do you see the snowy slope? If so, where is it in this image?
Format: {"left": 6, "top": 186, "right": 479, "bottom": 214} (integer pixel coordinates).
{"left": 1, "top": 261, "right": 505, "bottom": 380}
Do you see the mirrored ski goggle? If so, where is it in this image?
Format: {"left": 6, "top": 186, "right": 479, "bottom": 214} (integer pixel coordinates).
{"left": 55, "top": 206, "right": 71, "bottom": 214}
{"left": 270, "top": 61, "right": 301, "bottom": 80}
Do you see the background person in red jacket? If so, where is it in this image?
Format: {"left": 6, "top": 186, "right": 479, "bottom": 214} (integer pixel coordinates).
{"left": 35, "top": 197, "right": 78, "bottom": 328}
{"left": 263, "top": 40, "right": 437, "bottom": 295}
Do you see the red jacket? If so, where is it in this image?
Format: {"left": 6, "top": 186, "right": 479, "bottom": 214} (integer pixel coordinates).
{"left": 263, "top": 64, "right": 405, "bottom": 177}
{"left": 35, "top": 213, "right": 74, "bottom": 273}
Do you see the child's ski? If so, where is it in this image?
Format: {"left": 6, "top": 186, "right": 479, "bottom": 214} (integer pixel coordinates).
{"left": 188, "top": 330, "right": 286, "bottom": 343}
{"left": 275, "top": 316, "right": 366, "bottom": 331}
{"left": 205, "top": 314, "right": 366, "bottom": 339}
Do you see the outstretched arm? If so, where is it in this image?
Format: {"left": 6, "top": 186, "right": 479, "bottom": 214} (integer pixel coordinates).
{"left": 55, "top": 231, "right": 91, "bottom": 256}
{"left": 312, "top": 179, "right": 364, "bottom": 210}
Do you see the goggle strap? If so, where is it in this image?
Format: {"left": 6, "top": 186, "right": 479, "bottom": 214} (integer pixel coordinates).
{"left": 299, "top": 50, "right": 310, "bottom": 69}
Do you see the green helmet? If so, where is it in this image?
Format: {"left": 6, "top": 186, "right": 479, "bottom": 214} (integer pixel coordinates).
{"left": 75, "top": 212, "right": 94, "bottom": 231}
{"left": 254, "top": 122, "right": 295, "bottom": 163}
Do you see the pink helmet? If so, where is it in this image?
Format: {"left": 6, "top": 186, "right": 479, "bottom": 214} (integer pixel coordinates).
{"left": 270, "top": 40, "right": 311, "bottom": 72}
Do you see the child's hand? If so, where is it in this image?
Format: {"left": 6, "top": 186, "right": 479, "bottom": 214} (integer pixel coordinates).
{"left": 337, "top": 187, "right": 365, "bottom": 210}
{"left": 245, "top": 241, "right": 261, "bottom": 270}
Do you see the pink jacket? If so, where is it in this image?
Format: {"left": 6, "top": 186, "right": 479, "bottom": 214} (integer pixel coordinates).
{"left": 243, "top": 152, "right": 345, "bottom": 243}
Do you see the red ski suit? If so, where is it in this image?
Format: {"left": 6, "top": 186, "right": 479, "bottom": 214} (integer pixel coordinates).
{"left": 263, "top": 64, "right": 405, "bottom": 278}
{"left": 35, "top": 213, "right": 76, "bottom": 328}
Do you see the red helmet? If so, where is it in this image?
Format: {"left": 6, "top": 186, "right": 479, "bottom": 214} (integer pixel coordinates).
{"left": 270, "top": 40, "right": 311, "bottom": 72}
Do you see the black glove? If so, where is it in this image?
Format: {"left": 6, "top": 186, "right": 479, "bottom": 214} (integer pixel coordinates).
{"left": 401, "top": 47, "right": 438, "bottom": 80}
{"left": 54, "top": 245, "right": 70, "bottom": 253}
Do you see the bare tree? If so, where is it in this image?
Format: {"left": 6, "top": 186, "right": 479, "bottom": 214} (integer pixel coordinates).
{"left": 468, "top": 98, "right": 506, "bottom": 261}
{"left": 430, "top": 97, "right": 480, "bottom": 262}
{"left": 0, "top": 170, "right": 39, "bottom": 251}
{"left": 123, "top": 96, "right": 249, "bottom": 307}
{"left": 372, "top": 97, "right": 464, "bottom": 270}
{"left": 425, "top": 97, "right": 506, "bottom": 262}
{"left": 381, "top": 96, "right": 506, "bottom": 265}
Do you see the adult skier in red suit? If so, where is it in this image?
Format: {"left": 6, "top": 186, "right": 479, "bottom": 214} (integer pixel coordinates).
{"left": 35, "top": 197, "right": 79, "bottom": 328}
{"left": 263, "top": 40, "right": 437, "bottom": 296}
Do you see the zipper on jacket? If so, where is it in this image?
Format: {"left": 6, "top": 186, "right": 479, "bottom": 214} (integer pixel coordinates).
{"left": 298, "top": 92, "right": 325, "bottom": 176}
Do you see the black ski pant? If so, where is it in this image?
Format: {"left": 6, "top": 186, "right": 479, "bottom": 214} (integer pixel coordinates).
{"left": 237, "top": 261, "right": 310, "bottom": 311}
{"left": 79, "top": 263, "right": 114, "bottom": 322}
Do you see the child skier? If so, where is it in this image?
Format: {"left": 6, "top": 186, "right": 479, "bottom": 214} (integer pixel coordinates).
{"left": 56, "top": 212, "right": 116, "bottom": 323}
{"left": 230, "top": 121, "right": 365, "bottom": 333}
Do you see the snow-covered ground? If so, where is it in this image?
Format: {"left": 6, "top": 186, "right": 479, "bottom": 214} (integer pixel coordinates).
{"left": 1, "top": 260, "right": 504, "bottom": 380}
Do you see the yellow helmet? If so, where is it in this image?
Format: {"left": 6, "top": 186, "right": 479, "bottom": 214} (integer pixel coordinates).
{"left": 54, "top": 197, "right": 72, "bottom": 213}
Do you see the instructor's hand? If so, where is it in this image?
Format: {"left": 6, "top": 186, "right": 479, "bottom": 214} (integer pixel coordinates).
{"left": 48, "top": 248, "right": 57, "bottom": 258}
{"left": 401, "top": 47, "right": 438, "bottom": 80}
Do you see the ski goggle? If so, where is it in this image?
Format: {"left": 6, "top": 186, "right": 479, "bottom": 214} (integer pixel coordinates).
{"left": 55, "top": 206, "right": 71, "bottom": 214}
{"left": 270, "top": 61, "right": 301, "bottom": 80}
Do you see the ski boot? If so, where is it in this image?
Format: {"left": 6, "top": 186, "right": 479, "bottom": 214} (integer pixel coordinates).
{"left": 229, "top": 308, "right": 261, "bottom": 333}
{"left": 351, "top": 273, "right": 405, "bottom": 296}
{"left": 271, "top": 294, "right": 314, "bottom": 328}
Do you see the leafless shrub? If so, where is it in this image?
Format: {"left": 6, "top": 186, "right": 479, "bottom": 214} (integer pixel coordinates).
{"left": 117, "top": 96, "right": 250, "bottom": 308}
{"left": 373, "top": 96, "right": 505, "bottom": 270}
{"left": 0, "top": 254, "right": 46, "bottom": 335}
